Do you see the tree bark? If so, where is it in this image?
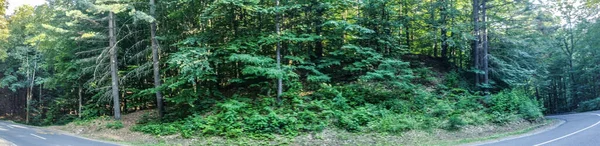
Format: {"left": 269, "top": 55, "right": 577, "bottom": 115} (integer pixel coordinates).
{"left": 275, "top": 0, "right": 283, "bottom": 103}
{"left": 150, "top": 0, "right": 164, "bottom": 119}
{"left": 472, "top": 0, "right": 480, "bottom": 87}
{"left": 431, "top": 0, "right": 438, "bottom": 57}
{"left": 482, "top": 0, "right": 489, "bottom": 92}
{"left": 403, "top": 0, "right": 411, "bottom": 51}
{"left": 109, "top": 11, "right": 121, "bottom": 120}
{"left": 314, "top": 7, "right": 323, "bottom": 62}
{"left": 440, "top": 0, "right": 449, "bottom": 60}
{"left": 26, "top": 56, "right": 29, "bottom": 124}
{"left": 78, "top": 84, "right": 82, "bottom": 118}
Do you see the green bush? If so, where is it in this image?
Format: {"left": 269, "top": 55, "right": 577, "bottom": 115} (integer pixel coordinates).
{"left": 132, "top": 123, "right": 179, "bottom": 136}
{"left": 128, "top": 68, "right": 545, "bottom": 139}
{"left": 445, "top": 115, "right": 466, "bottom": 130}
{"left": 368, "top": 112, "right": 417, "bottom": 133}
{"left": 490, "top": 89, "right": 543, "bottom": 122}
{"left": 577, "top": 98, "right": 600, "bottom": 112}
{"left": 105, "top": 121, "right": 124, "bottom": 129}
{"left": 461, "top": 111, "right": 489, "bottom": 125}
{"left": 432, "top": 101, "right": 454, "bottom": 117}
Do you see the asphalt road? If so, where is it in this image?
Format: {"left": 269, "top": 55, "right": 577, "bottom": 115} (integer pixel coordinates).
{"left": 0, "top": 121, "right": 118, "bottom": 146}
{"left": 482, "top": 111, "right": 600, "bottom": 146}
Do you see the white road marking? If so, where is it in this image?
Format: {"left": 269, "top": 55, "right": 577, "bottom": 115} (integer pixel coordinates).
{"left": 0, "top": 127, "right": 7, "bottom": 131}
{"left": 30, "top": 134, "right": 46, "bottom": 140}
{"left": 10, "top": 125, "right": 27, "bottom": 129}
{"left": 5, "top": 125, "right": 14, "bottom": 129}
{"left": 534, "top": 114, "right": 600, "bottom": 146}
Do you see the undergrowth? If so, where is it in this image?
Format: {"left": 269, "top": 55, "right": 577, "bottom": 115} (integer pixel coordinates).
{"left": 131, "top": 69, "right": 544, "bottom": 139}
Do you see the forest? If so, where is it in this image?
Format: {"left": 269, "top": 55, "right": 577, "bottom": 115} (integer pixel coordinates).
{"left": 0, "top": 0, "right": 599, "bottom": 143}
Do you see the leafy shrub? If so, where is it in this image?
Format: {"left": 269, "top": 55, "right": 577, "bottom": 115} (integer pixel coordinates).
{"left": 129, "top": 68, "right": 545, "bottom": 139}
{"left": 519, "top": 98, "right": 544, "bottom": 121}
{"left": 461, "top": 111, "right": 489, "bottom": 125}
{"left": 489, "top": 89, "right": 543, "bottom": 122}
{"left": 432, "top": 101, "right": 454, "bottom": 117}
{"left": 132, "top": 123, "right": 179, "bottom": 136}
{"left": 335, "top": 112, "right": 361, "bottom": 132}
{"left": 490, "top": 111, "right": 518, "bottom": 124}
{"left": 577, "top": 98, "right": 600, "bottom": 112}
{"left": 445, "top": 115, "right": 466, "bottom": 130}
{"left": 368, "top": 112, "right": 417, "bottom": 133}
{"left": 105, "top": 121, "right": 124, "bottom": 129}
{"left": 444, "top": 71, "right": 460, "bottom": 88}
{"left": 296, "top": 110, "right": 326, "bottom": 131}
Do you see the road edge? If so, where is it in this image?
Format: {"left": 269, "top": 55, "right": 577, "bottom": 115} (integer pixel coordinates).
{"left": 461, "top": 118, "right": 565, "bottom": 146}
{"left": 0, "top": 137, "right": 17, "bottom": 146}
{"left": 0, "top": 120, "right": 123, "bottom": 146}
{"left": 43, "top": 127, "right": 125, "bottom": 146}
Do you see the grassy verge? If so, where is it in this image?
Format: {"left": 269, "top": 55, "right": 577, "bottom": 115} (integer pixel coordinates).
{"left": 290, "top": 119, "right": 555, "bottom": 146}
{"left": 43, "top": 112, "right": 559, "bottom": 146}
{"left": 441, "top": 119, "right": 557, "bottom": 146}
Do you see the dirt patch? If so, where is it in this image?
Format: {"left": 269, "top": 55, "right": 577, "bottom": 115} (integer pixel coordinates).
{"left": 47, "top": 110, "right": 192, "bottom": 146}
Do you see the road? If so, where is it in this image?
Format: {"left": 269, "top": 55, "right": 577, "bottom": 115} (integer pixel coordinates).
{"left": 482, "top": 111, "right": 600, "bottom": 146}
{"left": 0, "top": 121, "right": 118, "bottom": 146}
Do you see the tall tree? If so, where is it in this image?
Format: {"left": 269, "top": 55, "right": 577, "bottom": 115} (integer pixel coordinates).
{"left": 149, "top": 0, "right": 164, "bottom": 119}
{"left": 472, "top": 0, "right": 488, "bottom": 91}
{"left": 276, "top": 0, "right": 283, "bottom": 102}
{"left": 108, "top": 11, "right": 121, "bottom": 120}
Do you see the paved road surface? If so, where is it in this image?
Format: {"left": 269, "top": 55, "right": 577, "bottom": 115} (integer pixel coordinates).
{"left": 0, "top": 121, "right": 118, "bottom": 146}
{"left": 482, "top": 111, "right": 600, "bottom": 146}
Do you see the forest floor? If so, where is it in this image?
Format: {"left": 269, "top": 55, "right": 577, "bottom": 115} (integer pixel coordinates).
{"left": 45, "top": 110, "right": 557, "bottom": 146}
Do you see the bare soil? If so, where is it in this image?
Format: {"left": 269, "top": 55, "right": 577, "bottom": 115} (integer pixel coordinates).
{"left": 47, "top": 110, "right": 193, "bottom": 146}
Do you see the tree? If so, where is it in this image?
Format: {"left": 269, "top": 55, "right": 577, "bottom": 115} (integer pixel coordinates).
{"left": 275, "top": 0, "right": 283, "bottom": 103}
{"left": 108, "top": 11, "right": 121, "bottom": 120}
{"left": 472, "top": 0, "right": 489, "bottom": 91}
{"left": 149, "top": 0, "right": 164, "bottom": 119}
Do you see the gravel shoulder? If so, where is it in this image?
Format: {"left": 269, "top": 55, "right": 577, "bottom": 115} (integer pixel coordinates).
{"left": 460, "top": 119, "right": 562, "bottom": 146}
{"left": 0, "top": 138, "right": 15, "bottom": 146}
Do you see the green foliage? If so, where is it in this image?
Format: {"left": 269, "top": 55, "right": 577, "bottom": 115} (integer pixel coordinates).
{"left": 105, "top": 121, "right": 124, "bottom": 129}
{"left": 367, "top": 111, "right": 418, "bottom": 133}
{"left": 576, "top": 98, "right": 600, "bottom": 112}
{"left": 132, "top": 123, "right": 179, "bottom": 136}
{"left": 489, "top": 90, "right": 544, "bottom": 122}
{"left": 0, "top": 0, "right": 557, "bottom": 142}
{"left": 446, "top": 115, "right": 467, "bottom": 131}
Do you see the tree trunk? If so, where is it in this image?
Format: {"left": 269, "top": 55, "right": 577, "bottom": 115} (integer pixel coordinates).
{"left": 275, "top": 0, "right": 283, "bottom": 103}
{"left": 472, "top": 0, "right": 480, "bottom": 87}
{"left": 403, "top": 1, "right": 411, "bottom": 51}
{"left": 26, "top": 56, "right": 30, "bottom": 124}
{"left": 39, "top": 83, "right": 42, "bottom": 119}
{"left": 26, "top": 57, "right": 36, "bottom": 124}
{"left": 150, "top": 0, "right": 164, "bottom": 119}
{"left": 482, "top": 0, "right": 489, "bottom": 92}
{"left": 109, "top": 11, "right": 121, "bottom": 120}
{"left": 440, "top": 0, "right": 449, "bottom": 60}
{"left": 78, "top": 85, "right": 82, "bottom": 118}
{"left": 431, "top": 0, "right": 438, "bottom": 57}
{"left": 314, "top": 8, "right": 323, "bottom": 62}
